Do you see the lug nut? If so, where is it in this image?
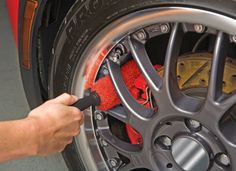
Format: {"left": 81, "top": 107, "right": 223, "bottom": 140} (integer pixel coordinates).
{"left": 94, "top": 111, "right": 106, "bottom": 121}
{"left": 216, "top": 153, "right": 230, "bottom": 167}
{"left": 231, "top": 35, "right": 236, "bottom": 43}
{"left": 162, "top": 136, "right": 172, "bottom": 147}
{"left": 109, "top": 53, "right": 120, "bottom": 63}
{"left": 101, "top": 65, "right": 109, "bottom": 75}
{"left": 160, "top": 24, "right": 170, "bottom": 33}
{"left": 136, "top": 30, "right": 146, "bottom": 40}
{"left": 101, "top": 139, "right": 108, "bottom": 147}
{"left": 189, "top": 119, "right": 201, "bottom": 128}
{"left": 115, "top": 44, "right": 126, "bottom": 55}
{"left": 186, "top": 119, "right": 202, "bottom": 131}
{"left": 109, "top": 158, "right": 120, "bottom": 168}
{"left": 194, "top": 24, "right": 205, "bottom": 33}
{"left": 103, "top": 69, "right": 109, "bottom": 75}
{"left": 155, "top": 136, "right": 172, "bottom": 149}
{"left": 109, "top": 44, "right": 126, "bottom": 64}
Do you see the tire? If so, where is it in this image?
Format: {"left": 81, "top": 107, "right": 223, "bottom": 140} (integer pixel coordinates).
{"left": 49, "top": 0, "right": 236, "bottom": 171}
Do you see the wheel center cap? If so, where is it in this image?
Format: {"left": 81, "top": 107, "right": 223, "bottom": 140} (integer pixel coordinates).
{"left": 172, "top": 137, "right": 210, "bottom": 171}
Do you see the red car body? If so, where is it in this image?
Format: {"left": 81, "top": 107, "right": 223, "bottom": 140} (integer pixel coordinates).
{"left": 6, "top": 0, "right": 19, "bottom": 46}
{"left": 6, "top": 0, "right": 45, "bottom": 109}
{"left": 6, "top": 0, "right": 77, "bottom": 109}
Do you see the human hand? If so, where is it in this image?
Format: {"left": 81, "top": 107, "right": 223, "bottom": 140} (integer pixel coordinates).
{"left": 27, "top": 93, "right": 83, "bottom": 156}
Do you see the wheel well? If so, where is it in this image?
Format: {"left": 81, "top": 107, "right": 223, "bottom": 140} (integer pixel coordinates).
{"left": 37, "top": 0, "right": 76, "bottom": 99}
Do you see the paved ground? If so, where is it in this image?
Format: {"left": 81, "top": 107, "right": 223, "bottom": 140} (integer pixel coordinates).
{"left": 0, "top": 2, "right": 68, "bottom": 171}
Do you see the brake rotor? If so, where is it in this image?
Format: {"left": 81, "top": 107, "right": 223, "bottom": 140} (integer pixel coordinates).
{"left": 158, "top": 52, "right": 236, "bottom": 94}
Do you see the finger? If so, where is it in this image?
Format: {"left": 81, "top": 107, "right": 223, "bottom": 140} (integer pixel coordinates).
{"left": 52, "top": 93, "right": 79, "bottom": 106}
{"left": 58, "top": 144, "right": 67, "bottom": 153}
{"left": 70, "top": 107, "right": 83, "bottom": 122}
{"left": 64, "top": 121, "right": 80, "bottom": 134}
{"left": 64, "top": 136, "right": 74, "bottom": 144}
{"left": 62, "top": 122, "right": 81, "bottom": 136}
{"left": 58, "top": 138, "right": 74, "bottom": 153}
{"left": 74, "top": 112, "right": 84, "bottom": 126}
{"left": 73, "top": 128, "right": 81, "bottom": 136}
{"left": 78, "top": 113, "right": 84, "bottom": 125}
{"left": 71, "top": 122, "right": 81, "bottom": 136}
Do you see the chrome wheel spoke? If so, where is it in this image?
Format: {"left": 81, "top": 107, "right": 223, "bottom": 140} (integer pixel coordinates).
{"left": 199, "top": 32, "right": 234, "bottom": 124}
{"left": 200, "top": 94, "right": 236, "bottom": 128}
{"left": 229, "top": 153, "right": 236, "bottom": 170}
{"left": 116, "top": 151, "right": 150, "bottom": 171}
{"left": 99, "top": 128, "right": 141, "bottom": 153}
{"left": 207, "top": 32, "right": 229, "bottom": 102}
{"left": 211, "top": 164, "right": 229, "bottom": 171}
{"left": 221, "top": 94, "right": 236, "bottom": 112}
{"left": 159, "top": 23, "right": 202, "bottom": 114}
{"left": 119, "top": 162, "right": 152, "bottom": 171}
{"left": 163, "top": 23, "right": 183, "bottom": 95}
{"left": 106, "top": 106, "right": 129, "bottom": 124}
{"left": 107, "top": 106, "right": 148, "bottom": 135}
{"left": 106, "top": 59, "right": 153, "bottom": 133}
{"left": 119, "top": 163, "right": 136, "bottom": 171}
{"left": 128, "top": 36, "right": 162, "bottom": 94}
{"left": 99, "top": 128, "right": 150, "bottom": 170}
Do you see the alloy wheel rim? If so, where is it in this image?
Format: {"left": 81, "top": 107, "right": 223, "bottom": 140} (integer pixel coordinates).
{"left": 70, "top": 7, "right": 236, "bottom": 171}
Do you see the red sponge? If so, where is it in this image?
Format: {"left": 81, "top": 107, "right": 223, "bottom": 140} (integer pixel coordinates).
{"left": 91, "top": 60, "right": 141, "bottom": 110}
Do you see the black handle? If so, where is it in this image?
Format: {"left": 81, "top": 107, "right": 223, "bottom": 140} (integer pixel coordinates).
{"left": 72, "top": 92, "right": 101, "bottom": 111}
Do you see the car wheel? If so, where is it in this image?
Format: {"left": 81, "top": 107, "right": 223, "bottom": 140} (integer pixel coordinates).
{"left": 49, "top": 0, "right": 236, "bottom": 170}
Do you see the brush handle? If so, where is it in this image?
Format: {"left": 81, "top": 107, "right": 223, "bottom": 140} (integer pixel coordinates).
{"left": 72, "top": 92, "right": 101, "bottom": 111}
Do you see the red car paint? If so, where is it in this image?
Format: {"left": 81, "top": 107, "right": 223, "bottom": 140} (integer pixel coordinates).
{"left": 6, "top": 0, "right": 19, "bottom": 46}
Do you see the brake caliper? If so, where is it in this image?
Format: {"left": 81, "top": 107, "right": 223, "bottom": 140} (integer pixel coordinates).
{"left": 126, "top": 65, "right": 162, "bottom": 145}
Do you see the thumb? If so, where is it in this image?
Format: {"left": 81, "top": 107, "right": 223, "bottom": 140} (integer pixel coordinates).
{"left": 52, "top": 93, "right": 79, "bottom": 106}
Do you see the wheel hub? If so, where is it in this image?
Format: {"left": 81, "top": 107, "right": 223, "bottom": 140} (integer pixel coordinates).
{"left": 153, "top": 117, "right": 228, "bottom": 171}
{"left": 172, "top": 137, "right": 210, "bottom": 171}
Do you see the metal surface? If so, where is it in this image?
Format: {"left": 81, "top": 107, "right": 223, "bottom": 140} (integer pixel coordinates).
{"left": 194, "top": 24, "right": 205, "bottom": 33}
{"left": 172, "top": 137, "right": 210, "bottom": 171}
{"left": 160, "top": 24, "right": 170, "bottom": 33}
{"left": 216, "top": 153, "right": 230, "bottom": 167}
{"left": 70, "top": 7, "right": 236, "bottom": 171}
{"left": 94, "top": 111, "right": 106, "bottom": 121}
{"left": 231, "top": 35, "right": 236, "bottom": 43}
{"left": 158, "top": 53, "right": 236, "bottom": 94}
{"left": 188, "top": 120, "right": 201, "bottom": 130}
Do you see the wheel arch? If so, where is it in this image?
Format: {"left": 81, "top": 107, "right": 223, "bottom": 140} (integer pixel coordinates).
{"left": 18, "top": 0, "right": 78, "bottom": 108}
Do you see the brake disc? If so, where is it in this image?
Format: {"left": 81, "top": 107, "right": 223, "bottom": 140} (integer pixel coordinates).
{"left": 158, "top": 52, "right": 236, "bottom": 94}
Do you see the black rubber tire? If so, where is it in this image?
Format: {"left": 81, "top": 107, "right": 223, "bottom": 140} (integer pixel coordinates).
{"left": 49, "top": 0, "right": 236, "bottom": 170}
